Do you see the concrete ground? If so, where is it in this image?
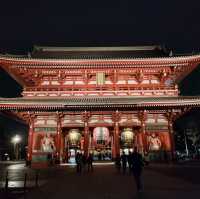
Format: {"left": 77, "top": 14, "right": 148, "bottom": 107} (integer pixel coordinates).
{"left": 0, "top": 161, "right": 200, "bottom": 199}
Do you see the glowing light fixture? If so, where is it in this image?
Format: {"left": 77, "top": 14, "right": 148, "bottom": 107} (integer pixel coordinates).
{"left": 11, "top": 135, "right": 22, "bottom": 144}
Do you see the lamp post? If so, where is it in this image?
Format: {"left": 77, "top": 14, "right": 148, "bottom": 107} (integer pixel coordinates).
{"left": 184, "top": 129, "right": 189, "bottom": 157}
{"left": 11, "top": 135, "right": 22, "bottom": 160}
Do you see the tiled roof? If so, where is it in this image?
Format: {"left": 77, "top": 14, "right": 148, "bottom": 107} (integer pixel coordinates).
{"left": 31, "top": 45, "right": 168, "bottom": 59}
{"left": 34, "top": 46, "right": 162, "bottom": 52}
{"left": 0, "top": 96, "right": 200, "bottom": 111}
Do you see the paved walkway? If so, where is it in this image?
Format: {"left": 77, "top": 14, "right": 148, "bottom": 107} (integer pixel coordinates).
{"left": 20, "top": 165, "right": 200, "bottom": 199}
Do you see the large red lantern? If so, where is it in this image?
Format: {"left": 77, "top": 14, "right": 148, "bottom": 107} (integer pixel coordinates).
{"left": 93, "top": 127, "right": 109, "bottom": 145}
{"left": 121, "top": 128, "right": 134, "bottom": 147}
{"left": 68, "top": 129, "right": 81, "bottom": 146}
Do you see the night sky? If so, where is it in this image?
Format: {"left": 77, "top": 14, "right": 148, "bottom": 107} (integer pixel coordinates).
{"left": 0, "top": 1, "right": 199, "bottom": 53}
{"left": 0, "top": 1, "right": 200, "bottom": 152}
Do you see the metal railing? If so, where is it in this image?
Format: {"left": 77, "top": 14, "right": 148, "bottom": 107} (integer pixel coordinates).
{"left": 2, "top": 170, "right": 40, "bottom": 198}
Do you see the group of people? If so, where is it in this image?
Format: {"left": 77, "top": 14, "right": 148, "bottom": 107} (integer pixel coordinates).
{"left": 115, "top": 148, "right": 145, "bottom": 191}
{"left": 75, "top": 152, "right": 94, "bottom": 173}
{"left": 75, "top": 148, "right": 145, "bottom": 191}
{"left": 47, "top": 152, "right": 59, "bottom": 166}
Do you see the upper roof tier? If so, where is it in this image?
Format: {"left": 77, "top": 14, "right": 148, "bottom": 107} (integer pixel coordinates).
{"left": 0, "top": 45, "right": 199, "bottom": 62}
{"left": 31, "top": 45, "right": 169, "bottom": 59}
{"left": 0, "top": 45, "right": 200, "bottom": 88}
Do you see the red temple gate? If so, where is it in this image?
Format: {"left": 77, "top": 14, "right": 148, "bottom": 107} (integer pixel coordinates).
{"left": 0, "top": 45, "right": 200, "bottom": 167}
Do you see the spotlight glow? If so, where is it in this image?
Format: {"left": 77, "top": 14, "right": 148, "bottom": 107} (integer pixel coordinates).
{"left": 11, "top": 135, "right": 22, "bottom": 144}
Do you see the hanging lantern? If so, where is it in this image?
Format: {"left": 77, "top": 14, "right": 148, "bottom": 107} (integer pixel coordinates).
{"left": 68, "top": 129, "right": 81, "bottom": 146}
{"left": 93, "top": 127, "right": 109, "bottom": 145}
{"left": 121, "top": 128, "right": 134, "bottom": 147}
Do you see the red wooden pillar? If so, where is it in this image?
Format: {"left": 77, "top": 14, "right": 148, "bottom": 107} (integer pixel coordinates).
{"left": 111, "top": 132, "right": 115, "bottom": 158}
{"left": 168, "top": 121, "right": 175, "bottom": 160}
{"left": 88, "top": 131, "right": 93, "bottom": 153}
{"left": 113, "top": 110, "right": 120, "bottom": 159}
{"left": 114, "top": 121, "right": 120, "bottom": 158}
{"left": 138, "top": 111, "right": 146, "bottom": 154}
{"left": 138, "top": 132, "right": 144, "bottom": 154}
{"left": 27, "top": 115, "right": 34, "bottom": 162}
{"left": 60, "top": 134, "right": 65, "bottom": 163}
{"left": 84, "top": 121, "right": 89, "bottom": 157}
{"left": 140, "top": 122, "right": 146, "bottom": 155}
{"left": 166, "top": 111, "right": 175, "bottom": 161}
{"left": 83, "top": 111, "right": 89, "bottom": 157}
{"left": 56, "top": 113, "right": 62, "bottom": 162}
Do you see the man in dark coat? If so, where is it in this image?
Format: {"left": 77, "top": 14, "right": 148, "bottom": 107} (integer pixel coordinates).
{"left": 75, "top": 152, "right": 82, "bottom": 173}
{"left": 87, "top": 153, "right": 94, "bottom": 172}
{"left": 131, "top": 147, "right": 144, "bottom": 191}
{"left": 121, "top": 151, "right": 127, "bottom": 174}
{"left": 115, "top": 154, "right": 121, "bottom": 173}
{"left": 127, "top": 150, "right": 133, "bottom": 174}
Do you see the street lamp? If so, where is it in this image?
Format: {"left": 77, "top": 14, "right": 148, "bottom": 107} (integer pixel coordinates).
{"left": 184, "top": 129, "right": 189, "bottom": 157}
{"left": 11, "top": 135, "right": 22, "bottom": 160}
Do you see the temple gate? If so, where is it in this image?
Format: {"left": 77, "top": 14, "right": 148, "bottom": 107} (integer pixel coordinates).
{"left": 0, "top": 45, "right": 200, "bottom": 167}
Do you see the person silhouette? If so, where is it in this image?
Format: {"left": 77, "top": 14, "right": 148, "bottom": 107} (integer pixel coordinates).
{"left": 82, "top": 154, "right": 87, "bottom": 172}
{"left": 87, "top": 153, "right": 94, "bottom": 172}
{"left": 121, "top": 151, "right": 127, "bottom": 174}
{"left": 75, "top": 152, "right": 82, "bottom": 173}
{"left": 115, "top": 154, "right": 121, "bottom": 173}
{"left": 131, "top": 147, "right": 144, "bottom": 192}
{"left": 127, "top": 150, "right": 133, "bottom": 174}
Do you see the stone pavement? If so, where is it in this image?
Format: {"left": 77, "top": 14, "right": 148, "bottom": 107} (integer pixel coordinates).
{"left": 20, "top": 165, "right": 200, "bottom": 199}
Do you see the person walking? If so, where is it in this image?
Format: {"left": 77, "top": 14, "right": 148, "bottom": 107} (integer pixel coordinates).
{"left": 121, "top": 151, "right": 127, "bottom": 174}
{"left": 144, "top": 152, "right": 150, "bottom": 166}
{"left": 75, "top": 152, "right": 82, "bottom": 173}
{"left": 115, "top": 154, "right": 121, "bottom": 173}
{"left": 87, "top": 153, "right": 94, "bottom": 172}
{"left": 47, "top": 153, "right": 52, "bottom": 166}
{"left": 82, "top": 154, "right": 87, "bottom": 172}
{"left": 127, "top": 150, "right": 133, "bottom": 174}
{"left": 131, "top": 147, "right": 144, "bottom": 192}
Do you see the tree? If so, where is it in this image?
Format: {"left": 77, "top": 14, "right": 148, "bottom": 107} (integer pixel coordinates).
{"left": 187, "top": 128, "right": 200, "bottom": 155}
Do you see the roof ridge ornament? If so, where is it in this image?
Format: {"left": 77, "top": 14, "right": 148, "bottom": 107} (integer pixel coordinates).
{"left": 169, "top": 50, "right": 173, "bottom": 57}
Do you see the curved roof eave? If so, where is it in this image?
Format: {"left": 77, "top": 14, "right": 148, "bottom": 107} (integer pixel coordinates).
{"left": 0, "top": 54, "right": 200, "bottom": 66}
{"left": 1, "top": 96, "right": 200, "bottom": 111}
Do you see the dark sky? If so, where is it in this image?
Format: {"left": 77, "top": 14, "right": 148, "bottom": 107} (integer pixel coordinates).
{"left": 0, "top": 1, "right": 199, "bottom": 54}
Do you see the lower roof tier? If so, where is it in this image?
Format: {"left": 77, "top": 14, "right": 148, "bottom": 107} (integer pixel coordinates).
{"left": 0, "top": 96, "right": 200, "bottom": 111}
